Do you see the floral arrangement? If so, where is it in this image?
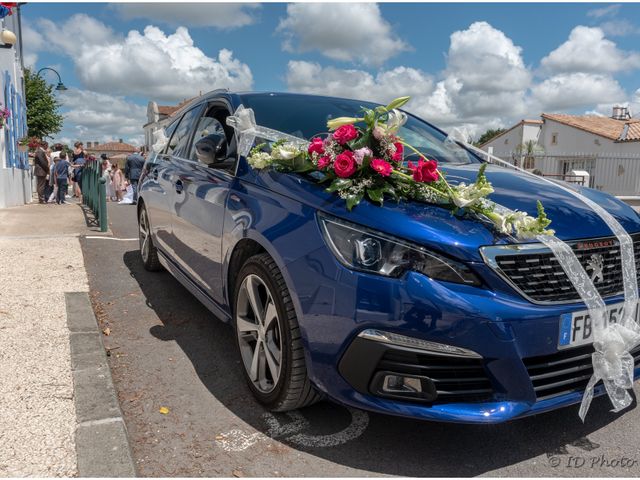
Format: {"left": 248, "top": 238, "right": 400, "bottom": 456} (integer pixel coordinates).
{"left": 247, "top": 96, "right": 554, "bottom": 240}
{"left": 18, "top": 136, "right": 42, "bottom": 152}
{"left": 0, "top": 106, "right": 9, "bottom": 127}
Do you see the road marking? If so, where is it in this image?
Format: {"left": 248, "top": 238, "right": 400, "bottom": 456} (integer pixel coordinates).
{"left": 215, "top": 407, "right": 370, "bottom": 452}
{"left": 286, "top": 408, "right": 369, "bottom": 448}
{"left": 84, "top": 236, "right": 138, "bottom": 241}
{"left": 215, "top": 429, "right": 265, "bottom": 452}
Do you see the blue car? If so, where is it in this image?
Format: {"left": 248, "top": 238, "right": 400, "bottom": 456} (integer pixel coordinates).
{"left": 137, "top": 90, "right": 640, "bottom": 423}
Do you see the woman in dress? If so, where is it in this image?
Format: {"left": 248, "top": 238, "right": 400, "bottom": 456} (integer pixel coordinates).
{"left": 71, "top": 141, "right": 85, "bottom": 198}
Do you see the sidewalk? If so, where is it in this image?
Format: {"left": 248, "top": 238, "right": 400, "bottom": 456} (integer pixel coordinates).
{"left": 0, "top": 199, "right": 133, "bottom": 476}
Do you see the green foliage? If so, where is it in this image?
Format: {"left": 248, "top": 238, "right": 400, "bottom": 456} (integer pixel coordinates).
{"left": 24, "top": 68, "right": 63, "bottom": 139}
{"left": 474, "top": 128, "right": 506, "bottom": 147}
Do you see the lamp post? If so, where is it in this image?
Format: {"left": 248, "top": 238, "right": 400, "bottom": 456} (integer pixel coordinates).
{"left": 36, "top": 67, "right": 68, "bottom": 91}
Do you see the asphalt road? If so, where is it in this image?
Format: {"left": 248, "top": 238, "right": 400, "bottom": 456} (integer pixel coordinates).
{"left": 80, "top": 202, "right": 640, "bottom": 477}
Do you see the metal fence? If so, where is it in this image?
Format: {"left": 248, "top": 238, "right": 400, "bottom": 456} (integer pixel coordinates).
{"left": 485, "top": 152, "right": 640, "bottom": 196}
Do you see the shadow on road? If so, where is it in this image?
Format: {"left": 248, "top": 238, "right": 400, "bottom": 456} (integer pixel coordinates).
{"left": 122, "top": 248, "right": 636, "bottom": 476}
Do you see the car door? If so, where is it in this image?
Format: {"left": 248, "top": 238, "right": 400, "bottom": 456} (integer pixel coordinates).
{"left": 170, "top": 100, "right": 237, "bottom": 305}
{"left": 143, "top": 118, "right": 181, "bottom": 254}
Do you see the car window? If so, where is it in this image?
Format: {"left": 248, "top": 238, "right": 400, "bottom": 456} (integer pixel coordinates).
{"left": 189, "top": 116, "right": 226, "bottom": 162}
{"left": 160, "top": 119, "right": 180, "bottom": 155}
{"left": 166, "top": 106, "right": 202, "bottom": 158}
{"left": 240, "top": 94, "right": 479, "bottom": 165}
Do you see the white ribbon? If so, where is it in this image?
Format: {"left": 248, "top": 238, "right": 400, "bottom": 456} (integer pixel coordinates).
{"left": 226, "top": 105, "right": 308, "bottom": 158}
{"left": 447, "top": 127, "right": 640, "bottom": 420}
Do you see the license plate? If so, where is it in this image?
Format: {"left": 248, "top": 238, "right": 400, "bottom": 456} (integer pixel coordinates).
{"left": 558, "top": 302, "right": 640, "bottom": 349}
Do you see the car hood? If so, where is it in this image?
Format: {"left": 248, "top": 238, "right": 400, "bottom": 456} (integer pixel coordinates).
{"left": 243, "top": 163, "right": 640, "bottom": 263}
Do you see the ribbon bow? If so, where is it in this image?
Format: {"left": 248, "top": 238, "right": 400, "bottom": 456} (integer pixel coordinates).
{"left": 226, "top": 105, "right": 308, "bottom": 158}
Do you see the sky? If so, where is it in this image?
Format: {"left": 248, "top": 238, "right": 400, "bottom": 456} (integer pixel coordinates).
{"left": 21, "top": 1, "right": 640, "bottom": 146}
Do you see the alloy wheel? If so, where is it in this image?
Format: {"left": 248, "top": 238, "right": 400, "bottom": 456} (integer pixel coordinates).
{"left": 236, "top": 274, "right": 283, "bottom": 394}
{"left": 139, "top": 208, "right": 150, "bottom": 263}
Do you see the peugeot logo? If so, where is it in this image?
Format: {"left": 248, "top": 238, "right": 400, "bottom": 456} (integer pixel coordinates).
{"left": 586, "top": 253, "right": 605, "bottom": 283}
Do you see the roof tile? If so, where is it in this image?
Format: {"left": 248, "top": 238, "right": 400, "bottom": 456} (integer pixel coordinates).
{"left": 542, "top": 113, "right": 626, "bottom": 141}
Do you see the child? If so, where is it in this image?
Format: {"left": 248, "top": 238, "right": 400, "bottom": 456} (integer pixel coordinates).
{"left": 53, "top": 151, "right": 71, "bottom": 205}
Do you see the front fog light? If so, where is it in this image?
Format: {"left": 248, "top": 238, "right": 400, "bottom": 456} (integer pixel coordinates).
{"left": 383, "top": 375, "right": 422, "bottom": 393}
{"left": 372, "top": 371, "right": 437, "bottom": 402}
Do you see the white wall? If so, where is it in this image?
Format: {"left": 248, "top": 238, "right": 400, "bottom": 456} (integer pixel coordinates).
{"left": 540, "top": 119, "right": 639, "bottom": 156}
{"left": 482, "top": 124, "right": 523, "bottom": 157}
{"left": 0, "top": 24, "right": 30, "bottom": 209}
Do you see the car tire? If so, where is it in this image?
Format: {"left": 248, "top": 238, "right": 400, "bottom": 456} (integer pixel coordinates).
{"left": 233, "top": 253, "right": 320, "bottom": 411}
{"left": 138, "top": 204, "right": 162, "bottom": 272}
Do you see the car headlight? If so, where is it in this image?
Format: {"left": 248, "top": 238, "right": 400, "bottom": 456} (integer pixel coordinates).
{"left": 318, "top": 214, "right": 481, "bottom": 286}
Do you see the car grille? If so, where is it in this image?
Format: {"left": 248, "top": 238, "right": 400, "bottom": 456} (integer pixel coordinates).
{"left": 376, "top": 349, "right": 494, "bottom": 403}
{"left": 488, "top": 233, "right": 640, "bottom": 303}
{"left": 524, "top": 344, "right": 640, "bottom": 401}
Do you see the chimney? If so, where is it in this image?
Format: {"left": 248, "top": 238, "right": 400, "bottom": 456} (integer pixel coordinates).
{"left": 119, "top": 138, "right": 123, "bottom": 143}
{"left": 612, "top": 106, "right": 630, "bottom": 120}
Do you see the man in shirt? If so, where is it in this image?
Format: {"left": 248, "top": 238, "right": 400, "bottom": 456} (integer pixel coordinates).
{"left": 53, "top": 151, "right": 71, "bottom": 205}
{"left": 124, "top": 149, "right": 145, "bottom": 204}
{"left": 34, "top": 140, "right": 49, "bottom": 203}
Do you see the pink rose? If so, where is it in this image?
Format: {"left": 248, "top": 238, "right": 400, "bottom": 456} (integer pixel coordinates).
{"left": 409, "top": 159, "right": 439, "bottom": 183}
{"left": 332, "top": 125, "right": 358, "bottom": 145}
{"left": 353, "top": 147, "right": 372, "bottom": 165}
{"left": 308, "top": 137, "right": 325, "bottom": 155}
{"left": 333, "top": 151, "right": 357, "bottom": 178}
{"left": 317, "top": 156, "right": 331, "bottom": 169}
{"left": 370, "top": 158, "right": 392, "bottom": 177}
{"left": 391, "top": 142, "right": 404, "bottom": 162}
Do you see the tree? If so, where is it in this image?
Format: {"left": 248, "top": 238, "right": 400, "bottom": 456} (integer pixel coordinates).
{"left": 24, "top": 68, "right": 63, "bottom": 139}
{"left": 474, "top": 128, "right": 506, "bottom": 147}
{"left": 512, "top": 140, "right": 544, "bottom": 169}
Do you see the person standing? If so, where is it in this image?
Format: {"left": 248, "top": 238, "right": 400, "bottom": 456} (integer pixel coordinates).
{"left": 53, "top": 151, "right": 70, "bottom": 205}
{"left": 111, "top": 163, "right": 125, "bottom": 202}
{"left": 71, "top": 141, "right": 85, "bottom": 198}
{"left": 124, "top": 149, "right": 145, "bottom": 204}
{"left": 34, "top": 140, "right": 50, "bottom": 204}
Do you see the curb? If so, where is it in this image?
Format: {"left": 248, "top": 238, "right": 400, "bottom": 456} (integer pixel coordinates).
{"left": 65, "top": 292, "right": 137, "bottom": 477}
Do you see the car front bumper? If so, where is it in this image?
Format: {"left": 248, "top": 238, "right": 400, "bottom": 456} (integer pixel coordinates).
{"left": 285, "top": 248, "right": 640, "bottom": 424}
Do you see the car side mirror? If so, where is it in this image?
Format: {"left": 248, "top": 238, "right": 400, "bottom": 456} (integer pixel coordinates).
{"left": 194, "top": 133, "right": 228, "bottom": 166}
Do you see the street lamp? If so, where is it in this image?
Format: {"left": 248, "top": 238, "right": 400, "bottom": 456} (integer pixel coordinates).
{"left": 36, "top": 67, "right": 68, "bottom": 91}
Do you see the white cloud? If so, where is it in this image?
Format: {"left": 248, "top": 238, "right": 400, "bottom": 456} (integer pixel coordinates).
{"left": 284, "top": 20, "right": 640, "bottom": 138}
{"left": 286, "top": 21, "right": 534, "bottom": 137}
{"left": 29, "top": 15, "right": 253, "bottom": 103}
{"left": 587, "top": 4, "right": 621, "bottom": 18}
{"left": 114, "top": 3, "right": 261, "bottom": 29}
{"left": 286, "top": 61, "right": 433, "bottom": 104}
{"left": 531, "top": 73, "right": 626, "bottom": 111}
{"left": 35, "top": 14, "right": 114, "bottom": 57}
{"left": 22, "top": 23, "right": 44, "bottom": 68}
{"left": 277, "top": 3, "right": 409, "bottom": 66}
{"left": 56, "top": 89, "right": 147, "bottom": 145}
{"left": 599, "top": 19, "right": 640, "bottom": 37}
{"left": 541, "top": 26, "right": 640, "bottom": 73}
{"left": 77, "top": 26, "right": 253, "bottom": 102}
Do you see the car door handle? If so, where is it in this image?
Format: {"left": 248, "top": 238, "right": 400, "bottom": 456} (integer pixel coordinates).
{"left": 175, "top": 179, "right": 184, "bottom": 194}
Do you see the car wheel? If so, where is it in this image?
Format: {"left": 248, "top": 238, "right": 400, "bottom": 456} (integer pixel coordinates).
{"left": 234, "top": 253, "right": 320, "bottom": 411}
{"left": 138, "top": 204, "right": 162, "bottom": 272}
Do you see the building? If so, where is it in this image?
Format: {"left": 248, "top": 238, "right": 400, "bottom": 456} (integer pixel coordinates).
{"left": 0, "top": 5, "right": 29, "bottom": 209}
{"left": 143, "top": 97, "right": 198, "bottom": 151}
{"left": 480, "top": 107, "right": 640, "bottom": 196}
{"left": 86, "top": 140, "right": 139, "bottom": 168}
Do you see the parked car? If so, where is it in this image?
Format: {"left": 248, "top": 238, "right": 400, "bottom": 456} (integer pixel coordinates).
{"left": 137, "top": 90, "right": 640, "bottom": 423}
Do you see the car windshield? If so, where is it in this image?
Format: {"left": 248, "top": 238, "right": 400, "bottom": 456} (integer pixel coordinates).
{"left": 239, "top": 93, "right": 479, "bottom": 165}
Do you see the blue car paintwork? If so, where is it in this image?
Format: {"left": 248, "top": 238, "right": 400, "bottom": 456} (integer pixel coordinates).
{"left": 139, "top": 91, "right": 640, "bottom": 423}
